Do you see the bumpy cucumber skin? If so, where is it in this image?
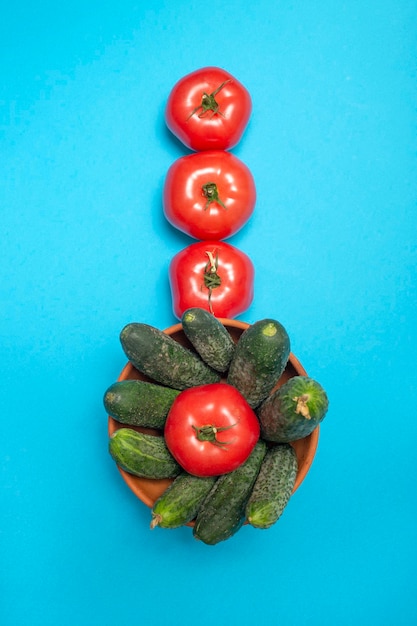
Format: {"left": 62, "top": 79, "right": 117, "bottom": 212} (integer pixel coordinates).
{"left": 120, "top": 323, "right": 221, "bottom": 390}
{"left": 227, "top": 319, "right": 290, "bottom": 409}
{"left": 258, "top": 376, "right": 329, "bottom": 443}
{"left": 245, "top": 444, "right": 298, "bottom": 529}
{"left": 193, "top": 441, "right": 267, "bottom": 545}
{"left": 109, "top": 428, "right": 181, "bottom": 479}
{"left": 151, "top": 473, "right": 217, "bottom": 529}
{"left": 181, "top": 308, "right": 235, "bottom": 373}
{"left": 104, "top": 380, "right": 180, "bottom": 429}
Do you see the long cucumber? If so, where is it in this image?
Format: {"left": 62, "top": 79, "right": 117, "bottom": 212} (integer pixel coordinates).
{"left": 181, "top": 307, "right": 235, "bottom": 372}
{"left": 193, "top": 441, "right": 267, "bottom": 545}
{"left": 227, "top": 319, "right": 290, "bottom": 408}
{"left": 104, "top": 379, "right": 180, "bottom": 429}
{"left": 151, "top": 473, "right": 217, "bottom": 529}
{"left": 246, "top": 444, "right": 298, "bottom": 529}
{"left": 109, "top": 428, "right": 181, "bottom": 479}
{"left": 120, "top": 323, "right": 220, "bottom": 390}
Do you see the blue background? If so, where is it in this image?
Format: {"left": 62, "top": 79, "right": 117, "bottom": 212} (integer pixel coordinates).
{"left": 1, "top": 2, "right": 416, "bottom": 624}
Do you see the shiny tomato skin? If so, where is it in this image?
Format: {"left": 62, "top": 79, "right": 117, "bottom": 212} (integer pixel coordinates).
{"left": 165, "top": 67, "right": 252, "bottom": 151}
{"left": 163, "top": 150, "right": 256, "bottom": 240}
{"left": 164, "top": 383, "right": 260, "bottom": 477}
{"left": 169, "top": 240, "right": 255, "bottom": 320}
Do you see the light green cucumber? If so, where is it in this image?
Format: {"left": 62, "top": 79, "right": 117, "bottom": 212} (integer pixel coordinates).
{"left": 245, "top": 444, "right": 298, "bottom": 529}
{"left": 109, "top": 428, "right": 181, "bottom": 479}
{"left": 104, "top": 380, "right": 180, "bottom": 429}
{"left": 181, "top": 307, "right": 235, "bottom": 373}
{"left": 227, "top": 318, "right": 290, "bottom": 408}
{"left": 258, "top": 376, "right": 329, "bottom": 442}
{"left": 150, "top": 473, "right": 217, "bottom": 529}
{"left": 120, "top": 323, "right": 221, "bottom": 390}
{"left": 193, "top": 441, "right": 267, "bottom": 545}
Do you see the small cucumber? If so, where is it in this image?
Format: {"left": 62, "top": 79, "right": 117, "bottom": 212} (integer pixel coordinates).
{"left": 258, "top": 376, "right": 329, "bottom": 442}
{"left": 120, "top": 323, "right": 221, "bottom": 390}
{"left": 150, "top": 473, "right": 217, "bottom": 529}
{"left": 181, "top": 307, "right": 235, "bottom": 373}
{"left": 193, "top": 441, "right": 267, "bottom": 545}
{"left": 109, "top": 428, "right": 181, "bottom": 479}
{"left": 104, "top": 380, "right": 180, "bottom": 429}
{"left": 245, "top": 444, "right": 298, "bottom": 529}
{"left": 227, "top": 319, "right": 290, "bottom": 409}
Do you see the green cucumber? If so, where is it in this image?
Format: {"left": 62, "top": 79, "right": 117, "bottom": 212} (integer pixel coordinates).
{"left": 227, "top": 319, "right": 290, "bottom": 409}
{"left": 193, "top": 441, "right": 267, "bottom": 545}
{"left": 245, "top": 444, "right": 298, "bottom": 529}
{"left": 120, "top": 323, "right": 221, "bottom": 390}
{"left": 258, "top": 376, "right": 329, "bottom": 442}
{"left": 104, "top": 380, "right": 180, "bottom": 429}
{"left": 109, "top": 428, "right": 181, "bottom": 479}
{"left": 150, "top": 473, "right": 217, "bottom": 529}
{"left": 181, "top": 307, "right": 235, "bottom": 373}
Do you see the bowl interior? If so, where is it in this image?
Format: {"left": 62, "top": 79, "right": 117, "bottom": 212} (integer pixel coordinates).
{"left": 108, "top": 319, "right": 319, "bottom": 514}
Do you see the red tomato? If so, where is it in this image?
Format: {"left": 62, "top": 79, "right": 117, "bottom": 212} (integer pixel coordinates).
{"left": 163, "top": 150, "right": 256, "bottom": 240}
{"left": 165, "top": 66, "right": 252, "bottom": 151}
{"left": 169, "top": 240, "right": 255, "bottom": 319}
{"left": 164, "top": 383, "right": 260, "bottom": 477}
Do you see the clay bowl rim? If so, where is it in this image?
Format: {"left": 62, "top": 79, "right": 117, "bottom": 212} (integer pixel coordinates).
{"left": 108, "top": 318, "right": 319, "bottom": 516}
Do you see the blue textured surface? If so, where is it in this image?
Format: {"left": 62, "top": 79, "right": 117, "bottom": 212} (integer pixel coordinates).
{"left": 1, "top": 2, "right": 416, "bottom": 624}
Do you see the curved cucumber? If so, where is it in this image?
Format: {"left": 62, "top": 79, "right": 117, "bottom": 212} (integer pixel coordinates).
{"left": 120, "top": 323, "right": 221, "bottom": 390}
{"left": 151, "top": 473, "right": 217, "bottom": 529}
{"left": 104, "top": 380, "right": 180, "bottom": 429}
{"left": 245, "top": 444, "right": 298, "bottom": 529}
{"left": 109, "top": 428, "right": 181, "bottom": 479}
{"left": 193, "top": 441, "right": 267, "bottom": 545}
{"left": 258, "top": 376, "right": 328, "bottom": 442}
{"left": 181, "top": 307, "right": 235, "bottom": 373}
{"left": 227, "top": 319, "right": 290, "bottom": 408}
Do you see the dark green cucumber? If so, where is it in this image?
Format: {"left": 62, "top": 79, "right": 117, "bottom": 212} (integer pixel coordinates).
{"left": 120, "top": 323, "right": 221, "bottom": 390}
{"left": 227, "top": 318, "right": 290, "bottom": 409}
{"left": 258, "top": 376, "right": 329, "bottom": 442}
{"left": 193, "top": 441, "right": 267, "bottom": 545}
{"left": 109, "top": 428, "right": 181, "bottom": 479}
{"left": 245, "top": 444, "right": 298, "bottom": 529}
{"left": 150, "top": 473, "right": 217, "bottom": 529}
{"left": 104, "top": 380, "right": 180, "bottom": 429}
{"left": 181, "top": 307, "right": 235, "bottom": 373}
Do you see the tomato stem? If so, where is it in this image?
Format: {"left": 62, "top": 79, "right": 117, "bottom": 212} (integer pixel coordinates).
{"left": 187, "top": 80, "right": 231, "bottom": 120}
{"left": 203, "top": 250, "right": 221, "bottom": 314}
{"left": 192, "top": 422, "right": 237, "bottom": 446}
{"left": 202, "top": 182, "right": 227, "bottom": 210}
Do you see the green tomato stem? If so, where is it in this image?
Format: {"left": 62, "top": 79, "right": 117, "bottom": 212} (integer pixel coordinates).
{"left": 203, "top": 250, "right": 222, "bottom": 314}
{"left": 202, "top": 182, "right": 227, "bottom": 210}
{"left": 192, "top": 422, "right": 237, "bottom": 446}
{"left": 187, "top": 80, "right": 231, "bottom": 119}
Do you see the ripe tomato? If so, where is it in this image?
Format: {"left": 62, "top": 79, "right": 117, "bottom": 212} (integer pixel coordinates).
{"left": 165, "top": 66, "right": 252, "bottom": 151}
{"left": 163, "top": 150, "right": 256, "bottom": 240}
{"left": 164, "top": 383, "right": 260, "bottom": 477}
{"left": 169, "top": 240, "right": 255, "bottom": 319}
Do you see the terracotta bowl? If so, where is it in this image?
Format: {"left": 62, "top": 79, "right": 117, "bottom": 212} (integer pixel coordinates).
{"left": 108, "top": 319, "right": 319, "bottom": 520}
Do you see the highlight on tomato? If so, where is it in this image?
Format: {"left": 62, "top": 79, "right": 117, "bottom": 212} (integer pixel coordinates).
{"left": 163, "top": 150, "right": 256, "bottom": 241}
{"left": 165, "top": 66, "right": 252, "bottom": 152}
{"left": 169, "top": 240, "right": 255, "bottom": 320}
{"left": 164, "top": 383, "right": 260, "bottom": 477}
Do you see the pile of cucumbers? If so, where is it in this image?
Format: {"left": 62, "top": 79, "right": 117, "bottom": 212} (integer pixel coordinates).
{"left": 105, "top": 307, "right": 329, "bottom": 545}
